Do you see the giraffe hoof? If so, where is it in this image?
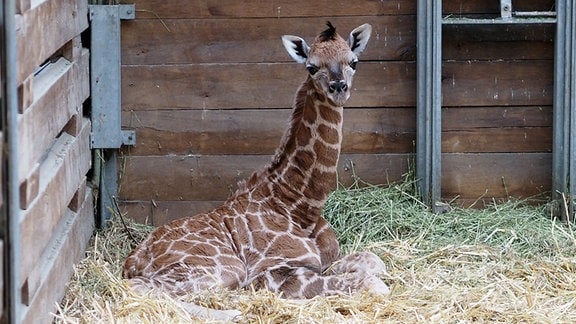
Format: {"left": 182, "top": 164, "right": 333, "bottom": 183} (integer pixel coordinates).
{"left": 362, "top": 275, "right": 391, "bottom": 295}
{"left": 180, "top": 302, "right": 243, "bottom": 321}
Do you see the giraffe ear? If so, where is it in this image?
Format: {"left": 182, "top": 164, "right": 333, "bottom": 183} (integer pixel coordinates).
{"left": 348, "top": 23, "right": 372, "bottom": 56}
{"left": 281, "top": 35, "right": 310, "bottom": 64}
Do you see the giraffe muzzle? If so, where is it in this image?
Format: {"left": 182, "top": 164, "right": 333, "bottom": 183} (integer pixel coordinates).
{"left": 328, "top": 81, "right": 348, "bottom": 94}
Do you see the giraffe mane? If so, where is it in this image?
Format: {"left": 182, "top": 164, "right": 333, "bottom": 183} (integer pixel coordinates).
{"left": 269, "top": 79, "right": 308, "bottom": 169}
{"left": 318, "top": 21, "right": 337, "bottom": 42}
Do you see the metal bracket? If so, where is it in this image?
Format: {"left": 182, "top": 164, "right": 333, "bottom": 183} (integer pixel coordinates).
{"left": 89, "top": 4, "right": 135, "bottom": 149}
{"left": 89, "top": 4, "right": 135, "bottom": 228}
{"left": 122, "top": 130, "right": 136, "bottom": 146}
{"left": 500, "top": 0, "right": 512, "bottom": 19}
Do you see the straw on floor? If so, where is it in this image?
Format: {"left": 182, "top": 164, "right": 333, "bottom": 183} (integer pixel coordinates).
{"left": 55, "top": 178, "right": 576, "bottom": 323}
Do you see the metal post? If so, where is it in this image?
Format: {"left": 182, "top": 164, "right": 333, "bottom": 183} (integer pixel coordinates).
{"left": 552, "top": 0, "right": 576, "bottom": 221}
{"left": 89, "top": 5, "right": 135, "bottom": 227}
{"left": 416, "top": 0, "right": 442, "bottom": 210}
{"left": 1, "top": 0, "right": 22, "bottom": 321}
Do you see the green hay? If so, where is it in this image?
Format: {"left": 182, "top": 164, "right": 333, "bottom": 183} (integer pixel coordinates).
{"left": 325, "top": 178, "right": 576, "bottom": 258}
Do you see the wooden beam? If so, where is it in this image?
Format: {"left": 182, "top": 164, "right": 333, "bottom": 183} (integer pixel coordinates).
{"left": 121, "top": 16, "right": 416, "bottom": 65}
{"left": 129, "top": 0, "right": 416, "bottom": 19}
{"left": 122, "top": 62, "right": 417, "bottom": 110}
{"left": 119, "top": 153, "right": 411, "bottom": 202}
{"left": 120, "top": 108, "right": 416, "bottom": 156}
{"left": 442, "top": 152, "right": 551, "bottom": 200}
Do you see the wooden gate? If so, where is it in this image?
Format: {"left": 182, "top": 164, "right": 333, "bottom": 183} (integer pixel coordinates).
{"left": 2, "top": 0, "right": 93, "bottom": 322}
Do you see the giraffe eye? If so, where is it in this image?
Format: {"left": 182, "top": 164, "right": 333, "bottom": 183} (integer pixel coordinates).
{"left": 349, "top": 59, "right": 358, "bottom": 70}
{"left": 306, "top": 64, "right": 319, "bottom": 75}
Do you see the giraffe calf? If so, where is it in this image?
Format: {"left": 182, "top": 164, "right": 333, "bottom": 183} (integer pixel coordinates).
{"left": 123, "top": 21, "right": 389, "bottom": 317}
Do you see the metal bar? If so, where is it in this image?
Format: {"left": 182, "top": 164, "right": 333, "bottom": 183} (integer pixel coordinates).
{"left": 515, "top": 11, "right": 557, "bottom": 17}
{"left": 1, "top": 0, "right": 22, "bottom": 321}
{"left": 552, "top": 0, "right": 575, "bottom": 221}
{"left": 89, "top": 4, "right": 135, "bottom": 149}
{"left": 416, "top": 0, "right": 442, "bottom": 209}
{"left": 99, "top": 150, "right": 119, "bottom": 227}
{"left": 442, "top": 17, "right": 557, "bottom": 25}
{"left": 571, "top": 1, "right": 576, "bottom": 221}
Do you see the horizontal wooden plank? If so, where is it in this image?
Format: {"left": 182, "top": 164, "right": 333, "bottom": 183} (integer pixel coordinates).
{"left": 121, "top": 16, "right": 554, "bottom": 65}
{"left": 120, "top": 153, "right": 552, "bottom": 224}
{"left": 16, "top": 0, "right": 88, "bottom": 84}
{"left": 120, "top": 200, "right": 222, "bottom": 226}
{"left": 19, "top": 119, "right": 91, "bottom": 286}
{"left": 443, "top": 105, "right": 553, "bottom": 153}
{"left": 442, "top": 106, "right": 552, "bottom": 129}
{"left": 121, "top": 108, "right": 415, "bottom": 156}
{"left": 122, "top": 60, "right": 552, "bottom": 111}
{"left": 130, "top": 0, "right": 553, "bottom": 19}
{"left": 122, "top": 16, "right": 416, "bottom": 64}
{"left": 443, "top": 127, "right": 551, "bottom": 153}
{"left": 130, "top": 0, "right": 415, "bottom": 19}
{"left": 443, "top": 34, "right": 553, "bottom": 61}
{"left": 119, "top": 153, "right": 411, "bottom": 201}
{"left": 442, "top": 152, "right": 551, "bottom": 200}
{"left": 122, "top": 61, "right": 415, "bottom": 110}
{"left": 18, "top": 49, "right": 90, "bottom": 182}
{"left": 120, "top": 153, "right": 551, "bottom": 210}
{"left": 22, "top": 186, "right": 94, "bottom": 324}
{"left": 123, "top": 105, "right": 552, "bottom": 156}
{"left": 444, "top": 24, "right": 554, "bottom": 43}
{"left": 441, "top": 60, "right": 553, "bottom": 107}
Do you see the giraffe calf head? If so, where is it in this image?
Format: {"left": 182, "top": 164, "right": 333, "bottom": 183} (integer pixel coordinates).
{"left": 282, "top": 22, "right": 372, "bottom": 107}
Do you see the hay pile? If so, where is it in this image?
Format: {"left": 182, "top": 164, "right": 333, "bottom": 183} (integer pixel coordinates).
{"left": 55, "top": 179, "right": 576, "bottom": 323}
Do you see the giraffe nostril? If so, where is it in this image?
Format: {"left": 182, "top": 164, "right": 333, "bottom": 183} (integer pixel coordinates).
{"left": 329, "top": 81, "right": 347, "bottom": 93}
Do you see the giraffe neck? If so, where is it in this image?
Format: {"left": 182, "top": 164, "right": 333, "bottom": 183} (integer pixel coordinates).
{"left": 256, "top": 77, "right": 343, "bottom": 228}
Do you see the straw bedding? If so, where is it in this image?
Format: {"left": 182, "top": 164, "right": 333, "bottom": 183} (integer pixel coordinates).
{"left": 55, "top": 178, "right": 576, "bottom": 323}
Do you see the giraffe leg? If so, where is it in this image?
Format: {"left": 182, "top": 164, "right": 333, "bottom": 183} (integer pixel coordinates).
{"left": 326, "top": 251, "right": 388, "bottom": 276}
{"left": 311, "top": 217, "right": 340, "bottom": 270}
{"left": 126, "top": 260, "right": 247, "bottom": 294}
{"left": 126, "top": 275, "right": 243, "bottom": 321}
{"left": 255, "top": 265, "right": 390, "bottom": 298}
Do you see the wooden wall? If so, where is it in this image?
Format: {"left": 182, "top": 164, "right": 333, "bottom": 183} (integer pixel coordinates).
{"left": 13, "top": 0, "right": 94, "bottom": 322}
{"left": 119, "top": 0, "right": 555, "bottom": 224}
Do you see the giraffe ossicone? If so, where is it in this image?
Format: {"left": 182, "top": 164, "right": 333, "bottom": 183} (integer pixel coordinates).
{"left": 123, "top": 22, "right": 389, "bottom": 315}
